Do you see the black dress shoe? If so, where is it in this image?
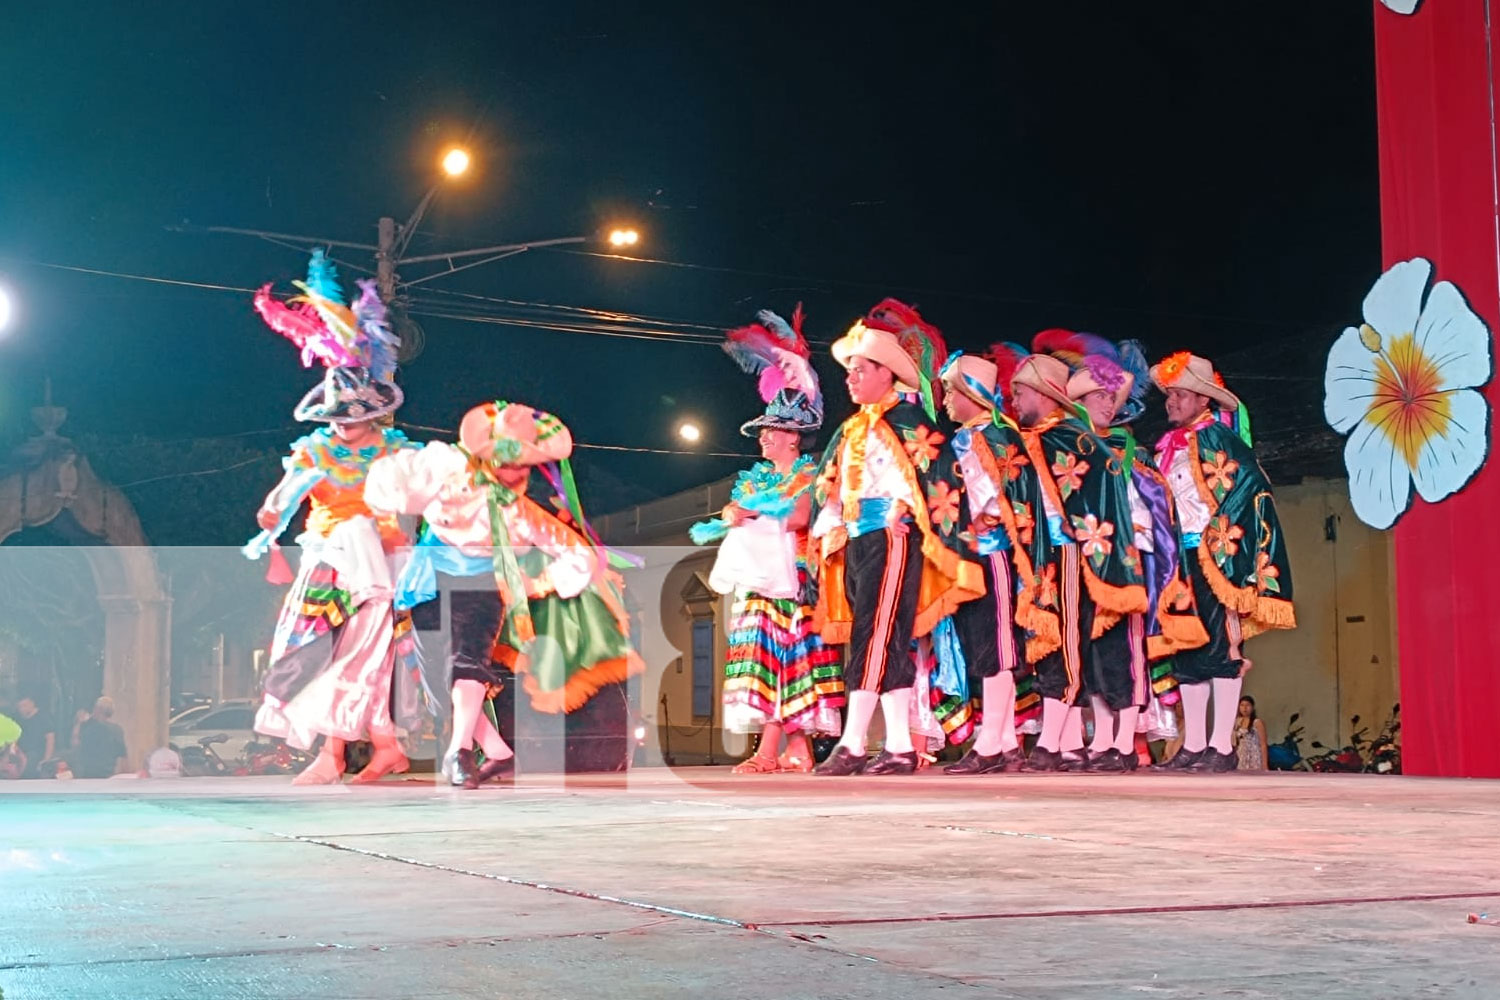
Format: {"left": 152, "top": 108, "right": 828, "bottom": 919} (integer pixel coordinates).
{"left": 1087, "top": 748, "right": 1129, "bottom": 773}
{"left": 814, "top": 746, "right": 869, "bottom": 776}
{"left": 943, "top": 749, "right": 1006, "bottom": 775}
{"left": 864, "top": 750, "right": 919, "bottom": 775}
{"left": 1191, "top": 748, "right": 1239, "bottom": 773}
{"left": 1152, "top": 747, "right": 1204, "bottom": 772}
{"left": 1059, "top": 749, "right": 1091, "bottom": 772}
{"left": 1021, "top": 747, "right": 1064, "bottom": 772}
{"left": 1121, "top": 751, "right": 1140, "bottom": 772}
{"left": 997, "top": 748, "right": 1026, "bottom": 772}
{"left": 463, "top": 754, "right": 516, "bottom": 789}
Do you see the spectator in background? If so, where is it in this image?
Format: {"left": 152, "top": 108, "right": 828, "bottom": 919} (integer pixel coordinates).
{"left": 73, "top": 697, "right": 128, "bottom": 778}
{"left": 0, "top": 709, "right": 23, "bottom": 778}
{"left": 15, "top": 696, "right": 56, "bottom": 779}
{"left": 1233, "top": 695, "right": 1268, "bottom": 772}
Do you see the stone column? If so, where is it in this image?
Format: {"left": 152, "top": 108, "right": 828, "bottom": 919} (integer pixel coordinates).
{"left": 98, "top": 595, "right": 172, "bottom": 769}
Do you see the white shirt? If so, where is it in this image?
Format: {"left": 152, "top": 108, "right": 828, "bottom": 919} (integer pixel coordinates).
{"left": 954, "top": 430, "right": 1002, "bottom": 521}
{"left": 810, "top": 413, "right": 919, "bottom": 538}
{"left": 1163, "top": 448, "right": 1211, "bottom": 534}
{"left": 366, "top": 442, "right": 594, "bottom": 599}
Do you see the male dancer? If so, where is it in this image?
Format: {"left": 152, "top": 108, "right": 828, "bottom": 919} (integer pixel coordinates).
{"left": 937, "top": 352, "right": 1048, "bottom": 774}
{"left": 1150, "top": 353, "right": 1295, "bottom": 772}
{"left": 1009, "top": 351, "right": 1147, "bottom": 771}
{"left": 811, "top": 300, "right": 983, "bottom": 775}
{"left": 1067, "top": 348, "right": 1208, "bottom": 771}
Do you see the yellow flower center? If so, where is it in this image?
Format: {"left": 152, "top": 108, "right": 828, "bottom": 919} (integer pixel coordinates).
{"left": 1367, "top": 333, "right": 1450, "bottom": 469}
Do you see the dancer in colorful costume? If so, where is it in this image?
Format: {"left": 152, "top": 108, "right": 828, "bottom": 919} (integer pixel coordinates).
{"left": 1150, "top": 353, "right": 1295, "bottom": 772}
{"left": 245, "top": 251, "right": 422, "bottom": 785}
{"left": 366, "top": 401, "right": 642, "bottom": 788}
{"left": 1063, "top": 338, "right": 1208, "bottom": 771}
{"left": 810, "top": 299, "right": 984, "bottom": 776}
{"left": 1008, "top": 343, "right": 1148, "bottom": 772}
{"left": 937, "top": 351, "right": 1048, "bottom": 774}
{"left": 690, "top": 307, "right": 844, "bottom": 773}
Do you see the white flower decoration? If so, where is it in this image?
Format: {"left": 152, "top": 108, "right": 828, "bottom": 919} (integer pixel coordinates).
{"left": 1324, "top": 258, "right": 1492, "bottom": 529}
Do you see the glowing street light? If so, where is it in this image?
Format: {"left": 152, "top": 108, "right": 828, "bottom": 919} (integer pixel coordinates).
{"left": 608, "top": 228, "right": 640, "bottom": 248}
{"left": 441, "top": 147, "right": 472, "bottom": 178}
{"left": 677, "top": 421, "right": 702, "bottom": 444}
{"left": 0, "top": 286, "right": 13, "bottom": 336}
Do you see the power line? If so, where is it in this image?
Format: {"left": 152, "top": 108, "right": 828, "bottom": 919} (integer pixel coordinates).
{"left": 541, "top": 246, "right": 1347, "bottom": 332}
{"left": 395, "top": 422, "right": 753, "bottom": 459}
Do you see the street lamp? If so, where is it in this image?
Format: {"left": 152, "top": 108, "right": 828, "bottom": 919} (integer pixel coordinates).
{"left": 608, "top": 228, "right": 640, "bottom": 248}
{"left": 677, "top": 421, "right": 702, "bottom": 444}
{"left": 441, "top": 147, "right": 471, "bottom": 178}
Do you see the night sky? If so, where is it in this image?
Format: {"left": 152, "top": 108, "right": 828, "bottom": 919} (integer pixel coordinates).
{"left": 0, "top": 2, "right": 1380, "bottom": 526}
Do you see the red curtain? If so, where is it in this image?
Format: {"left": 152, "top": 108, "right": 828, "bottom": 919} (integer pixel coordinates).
{"left": 1375, "top": 0, "right": 1500, "bottom": 777}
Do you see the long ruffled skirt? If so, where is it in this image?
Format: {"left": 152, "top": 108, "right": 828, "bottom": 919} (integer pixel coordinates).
{"left": 254, "top": 516, "right": 417, "bottom": 750}
{"left": 722, "top": 591, "right": 844, "bottom": 737}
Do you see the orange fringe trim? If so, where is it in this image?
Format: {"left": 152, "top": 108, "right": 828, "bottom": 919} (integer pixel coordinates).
{"left": 493, "top": 648, "right": 646, "bottom": 715}
{"left": 1081, "top": 562, "right": 1148, "bottom": 618}
{"left": 1195, "top": 545, "right": 1296, "bottom": 637}
{"left": 913, "top": 533, "right": 986, "bottom": 638}
{"left": 1147, "top": 577, "right": 1210, "bottom": 658}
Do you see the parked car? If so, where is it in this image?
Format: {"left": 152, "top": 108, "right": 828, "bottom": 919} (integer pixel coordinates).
{"left": 168, "top": 700, "right": 262, "bottom": 767}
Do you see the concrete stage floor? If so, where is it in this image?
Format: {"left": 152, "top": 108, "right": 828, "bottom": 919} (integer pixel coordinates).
{"left": 3, "top": 768, "right": 1499, "bottom": 999}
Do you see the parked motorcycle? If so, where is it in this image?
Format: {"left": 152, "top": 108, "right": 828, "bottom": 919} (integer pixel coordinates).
{"left": 239, "top": 739, "right": 313, "bottom": 776}
{"left": 173, "top": 734, "right": 233, "bottom": 776}
{"left": 1267, "top": 712, "right": 1309, "bottom": 771}
{"left": 1365, "top": 703, "right": 1401, "bottom": 774}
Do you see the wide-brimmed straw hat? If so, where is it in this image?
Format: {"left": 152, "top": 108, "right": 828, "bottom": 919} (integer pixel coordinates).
{"left": 1010, "top": 353, "right": 1074, "bottom": 409}
{"left": 1149, "top": 352, "right": 1241, "bottom": 411}
{"left": 939, "top": 353, "right": 1000, "bottom": 411}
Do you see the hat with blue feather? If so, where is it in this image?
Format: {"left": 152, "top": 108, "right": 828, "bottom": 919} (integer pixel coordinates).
{"left": 252, "top": 250, "right": 404, "bottom": 423}
{"left": 723, "top": 304, "right": 824, "bottom": 436}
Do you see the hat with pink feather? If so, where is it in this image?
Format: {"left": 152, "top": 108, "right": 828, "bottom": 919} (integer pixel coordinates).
{"left": 723, "top": 304, "right": 824, "bottom": 436}
{"left": 252, "top": 250, "right": 403, "bottom": 423}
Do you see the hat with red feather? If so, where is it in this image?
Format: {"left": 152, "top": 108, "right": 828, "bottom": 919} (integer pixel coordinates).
{"left": 831, "top": 298, "right": 948, "bottom": 420}
{"left": 252, "top": 250, "right": 403, "bottom": 423}
{"left": 723, "top": 305, "right": 823, "bottom": 436}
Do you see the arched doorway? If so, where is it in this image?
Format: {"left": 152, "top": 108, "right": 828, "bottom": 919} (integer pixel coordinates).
{"left": 0, "top": 386, "right": 170, "bottom": 767}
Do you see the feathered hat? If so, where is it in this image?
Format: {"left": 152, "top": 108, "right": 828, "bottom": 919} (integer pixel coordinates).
{"left": 253, "top": 250, "right": 403, "bottom": 423}
{"left": 1053, "top": 336, "right": 1151, "bottom": 424}
{"left": 723, "top": 305, "right": 823, "bottom": 436}
{"left": 831, "top": 298, "right": 948, "bottom": 419}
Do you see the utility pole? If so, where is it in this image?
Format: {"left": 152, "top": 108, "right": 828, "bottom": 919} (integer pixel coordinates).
{"left": 376, "top": 217, "right": 398, "bottom": 304}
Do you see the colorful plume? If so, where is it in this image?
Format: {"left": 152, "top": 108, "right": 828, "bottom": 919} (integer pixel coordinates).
{"left": 986, "top": 341, "right": 1031, "bottom": 417}
{"left": 1031, "top": 328, "right": 1120, "bottom": 368}
{"left": 254, "top": 252, "right": 401, "bottom": 378}
{"left": 863, "top": 298, "right": 947, "bottom": 420}
{"left": 724, "top": 304, "right": 819, "bottom": 407}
